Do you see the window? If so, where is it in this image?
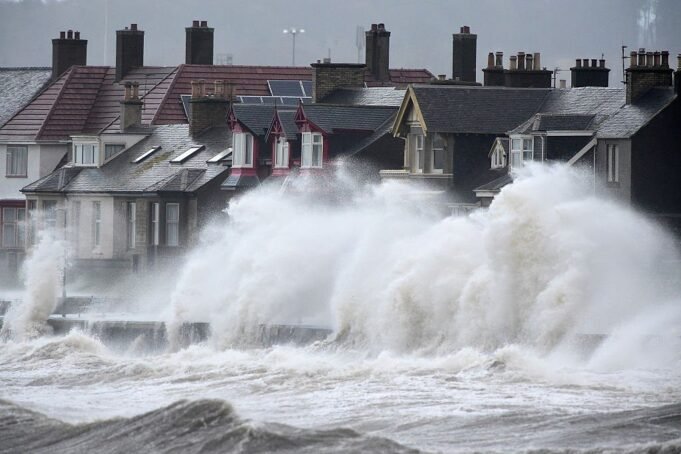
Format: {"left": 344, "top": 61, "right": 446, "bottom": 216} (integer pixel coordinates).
{"left": 2, "top": 207, "right": 25, "bottom": 248}
{"left": 301, "top": 132, "right": 323, "bottom": 168}
{"left": 510, "top": 137, "right": 533, "bottom": 169}
{"left": 104, "top": 144, "right": 125, "bottom": 160}
{"left": 133, "top": 146, "right": 161, "bottom": 163}
{"left": 170, "top": 146, "right": 203, "bottom": 164}
{"left": 42, "top": 200, "right": 57, "bottom": 231}
{"left": 232, "top": 133, "right": 254, "bottom": 168}
{"left": 150, "top": 202, "right": 160, "bottom": 246}
{"left": 607, "top": 144, "right": 619, "bottom": 183}
{"left": 410, "top": 134, "right": 425, "bottom": 173}
{"left": 92, "top": 201, "right": 101, "bottom": 248}
{"left": 491, "top": 144, "right": 506, "bottom": 169}
{"left": 71, "top": 201, "right": 80, "bottom": 249}
{"left": 432, "top": 134, "right": 445, "bottom": 173}
{"left": 126, "top": 202, "right": 136, "bottom": 249}
{"left": 74, "top": 143, "right": 98, "bottom": 166}
{"left": 166, "top": 203, "right": 179, "bottom": 246}
{"left": 6, "top": 145, "right": 28, "bottom": 177}
{"left": 275, "top": 137, "right": 289, "bottom": 168}
{"left": 27, "top": 200, "right": 36, "bottom": 245}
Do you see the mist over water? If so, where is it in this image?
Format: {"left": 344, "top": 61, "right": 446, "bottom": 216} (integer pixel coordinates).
{"left": 2, "top": 163, "right": 681, "bottom": 453}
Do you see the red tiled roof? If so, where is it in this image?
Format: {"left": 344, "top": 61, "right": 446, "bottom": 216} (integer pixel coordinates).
{"left": 153, "top": 64, "right": 313, "bottom": 124}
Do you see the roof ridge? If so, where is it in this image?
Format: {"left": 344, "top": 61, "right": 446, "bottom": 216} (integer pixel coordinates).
{"left": 35, "top": 67, "right": 76, "bottom": 140}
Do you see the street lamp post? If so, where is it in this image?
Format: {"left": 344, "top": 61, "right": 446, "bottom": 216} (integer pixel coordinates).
{"left": 283, "top": 28, "right": 305, "bottom": 66}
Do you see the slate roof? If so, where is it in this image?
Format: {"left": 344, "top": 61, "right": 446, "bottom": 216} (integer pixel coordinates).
{"left": 299, "top": 104, "right": 397, "bottom": 133}
{"left": 410, "top": 85, "right": 550, "bottom": 134}
{"left": 230, "top": 104, "right": 279, "bottom": 137}
{"left": 474, "top": 172, "right": 513, "bottom": 193}
{"left": 345, "top": 112, "right": 397, "bottom": 156}
{"left": 510, "top": 113, "right": 596, "bottom": 134}
{"left": 596, "top": 87, "right": 677, "bottom": 138}
{"left": 23, "top": 124, "right": 230, "bottom": 194}
{"left": 321, "top": 87, "right": 406, "bottom": 106}
{"left": 0, "top": 68, "right": 52, "bottom": 127}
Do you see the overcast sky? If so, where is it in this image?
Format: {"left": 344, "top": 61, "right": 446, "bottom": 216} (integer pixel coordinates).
{"left": 0, "top": 0, "right": 679, "bottom": 85}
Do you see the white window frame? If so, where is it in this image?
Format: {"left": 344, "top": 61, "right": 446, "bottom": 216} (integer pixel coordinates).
{"left": 510, "top": 136, "right": 533, "bottom": 170}
{"left": 104, "top": 143, "right": 125, "bottom": 161}
{"left": 92, "top": 201, "right": 101, "bottom": 249}
{"left": 73, "top": 142, "right": 99, "bottom": 166}
{"left": 6, "top": 145, "right": 28, "bottom": 177}
{"left": 150, "top": 202, "right": 160, "bottom": 246}
{"left": 126, "top": 202, "right": 136, "bottom": 249}
{"left": 274, "top": 137, "right": 289, "bottom": 168}
{"left": 301, "top": 132, "right": 323, "bottom": 168}
{"left": 431, "top": 134, "right": 445, "bottom": 174}
{"left": 232, "top": 132, "right": 254, "bottom": 168}
{"left": 491, "top": 144, "right": 506, "bottom": 169}
{"left": 607, "top": 144, "right": 619, "bottom": 183}
{"left": 166, "top": 203, "right": 179, "bottom": 247}
{"left": 411, "top": 134, "right": 425, "bottom": 173}
{"left": 1, "top": 207, "right": 25, "bottom": 248}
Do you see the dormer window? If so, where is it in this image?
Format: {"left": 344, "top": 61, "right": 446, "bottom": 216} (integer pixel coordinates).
{"left": 233, "top": 132, "right": 254, "bottom": 168}
{"left": 73, "top": 142, "right": 99, "bottom": 166}
{"left": 301, "top": 132, "right": 323, "bottom": 168}
{"left": 275, "top": 137, "right": 289, "bottom": 168}
{"left": 490, "top": 143, "right": 506, "bottom": 169}
{"left": 510, "top": 136, "right": 533, "bottom": 169}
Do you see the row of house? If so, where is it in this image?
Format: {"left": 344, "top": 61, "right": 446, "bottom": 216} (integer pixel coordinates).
{"left": 0, "top": 21, "right": 679, "bottom": 284}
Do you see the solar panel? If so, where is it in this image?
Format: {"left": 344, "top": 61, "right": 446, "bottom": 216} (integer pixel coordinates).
{"left": 281, "top": 97, "right": 302, "bottom": 106}
{"left": 132, "top": 146, "right": 161, "bottom": 163}
{"left": 239, "top": 96, "right": 264, "bottom": 104}
{"left": 170, "top": 146, "right": 204, "bottom": 163}
{"left": 268, "top": 80, "right": 305, "bottom": 97}
{"left": 301, "top": 81, "right": 312, "bottom": 97}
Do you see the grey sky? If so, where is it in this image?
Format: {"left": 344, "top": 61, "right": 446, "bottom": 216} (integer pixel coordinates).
{"left": 0, "top": 0, "right": 679, "bottom": 86}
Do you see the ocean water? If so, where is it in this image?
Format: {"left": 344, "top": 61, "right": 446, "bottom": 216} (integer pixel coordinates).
{"left": 1, "top": 164, "right": 680, "bottom": 453}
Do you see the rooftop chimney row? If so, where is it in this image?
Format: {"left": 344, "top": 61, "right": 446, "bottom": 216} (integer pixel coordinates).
{"left": 482, "top": 51, "right": 551, "bottom": 87}
{"left": 626, "top": 48, "right": 673, "bottom": 104}
{"left": 52, "top": 29, "right": 87, "bottom": 80}
{"left": 570, "top": 57, "right": 610, "bottom": 87}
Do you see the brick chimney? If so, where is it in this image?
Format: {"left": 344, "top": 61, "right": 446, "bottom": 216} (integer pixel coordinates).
{"left": 365, "top": 23, "right": 390, "bottom": 82}
{"left": 504, "top": 51, "right": 551, "bottom": 88}
{"left": 452, "top": 25, "right": 476, "bottom": 82}
{"left": 116, "top": 24, "right": 144, "bottom": 82}
{"left": 186, "top": 20, "right": 214, "bottom": 65}
{"left": 311, "top": 61, "right": 366, "bottom": 103}
{"left": 52, "top": 30, "right": 87, "bottom": 80}
{"left": 120, "top": 81, "right": 143, "bottom": 131}
{"left": 570, "top": 57, "right": 610, "bottom": 87}
{"left": 483, "top": 51, "right": 505, "bottom": 86}
{"left": 189, "top": 80, "right": 229, "bottom": 136}
{"left": 626, "top": 48, "right": 673, "bottom": 104}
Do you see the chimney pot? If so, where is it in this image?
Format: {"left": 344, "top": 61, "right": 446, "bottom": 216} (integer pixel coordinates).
{"left": 582, "top": 58, "right": 589, "bottom": 68}
{"left": 60, "top": 31, "right": 66, "bottom": 39}
{"left": 526, "top": 53, "right": 534, "bottom": 70}
{"left": 630, "top": 51, "right": 637, "bottom": 68}
{"left": 638, "top": 50, "right": 646, "bottom": 66}
{"left": 677, "top": 54, "right": 681, "bottom": 70}
{"left": 646, "top": 51, "right": 653, "bottom": 67}
{"left": 591, "top": 58, "right": 597, "bottom": 67}
{"left": 599, "top": 59, "right": 605, "bottom": 68}
{"left": 67, "top": 30, "right": 73, "bottom": 39}
{"left": 533, "top": 52, "right": 540, "bottom": 70}
{"left": 487, "top": 52, "right": 494, "bottom": 69}
{"left": 193, "top": 20, "right": 200, "bottom": 27}
{"left": 653, "top": 51, "right": 661, "bottom": 67}
{"left": 510, "top": 55, "right": 517, "bottom": 70}
{"left": 371, "top": 23, "right": 378, "bottom": 31}
{"left": 378, "top": 23, "right": 385, "bottom": 31}
{"left": 661, "top": 51, "right": 669, "bottom": 68}
{"left": 74, "top": 31, "right": 80, "bottom": 40}
{"left": 495, "top": 51, "right": 503, "bottom": 67}
{"left": 576, "top": 59, "right": 582, "bottom": 68}
{"left": 438, "top": 74, "right": 446, "bottom": 80}
{"left": 517, "top": 52, "right": 526, "bottom": 70}
{"left": 559, "top": 79, "right": 566, "bottom": 89}
{"left": 131, "top": 23, "right": 137, "bottom": 31}
{"left": 200, "top": 20, "right": 208, "bottom": 27}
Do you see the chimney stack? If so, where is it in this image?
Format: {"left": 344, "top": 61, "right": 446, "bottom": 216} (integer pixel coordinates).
{"left": 626, "top": 48, "right": 673, "bottom": 104}
{"left": 120, "top": 81, "right": 143, "bottom": 131}
{"left": 504, "top": 51, "right": 551, "bottom": 87}
{"left": 483, "top": 51, "right": 504, "bottom": 86}
{"left": 115, "top": 24, "right": 144, "bottom": 82}
{"left": 51, "top": 29, "right": 87, "bottom": 80}
{"left": 365, "top": 23, "right": 391, "bottom": 82}
{"left": 452, "top": 25, "right": 477, "bottom": 83}
{"left": 571, "top": 56, "right": 610, "bottom": 87}
{"left": 186, "top": 20, "right": 214, "bottom": 65}
{"left": 189, "top": 79, "right": 229, "bottom": 136}
{"left": 311, "top": 62, "right": 366, "bottom": 102}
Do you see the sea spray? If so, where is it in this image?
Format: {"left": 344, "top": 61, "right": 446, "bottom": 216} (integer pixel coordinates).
{"left": 168, "top": 164, "right": 681, "bottom": 367}
{"left": 1, "top": 230, "right": 66, "bottom": 341}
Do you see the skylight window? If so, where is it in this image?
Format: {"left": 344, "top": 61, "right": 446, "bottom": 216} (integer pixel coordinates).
{"left": 207, "top": 148, "right": 232, "bottom": 163}
{"left": 170, "top": 146, "right": 204, "bottom": 164}
{"left": 133, "top": 146, "right": 161, "bottom": 163}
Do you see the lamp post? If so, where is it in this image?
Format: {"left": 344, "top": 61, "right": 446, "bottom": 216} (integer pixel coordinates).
{"left": 283, "top": 28, "right": 305, "bottom": 66}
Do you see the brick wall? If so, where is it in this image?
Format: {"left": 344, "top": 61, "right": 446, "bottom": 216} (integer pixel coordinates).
{"left": 311, "top": 63, "right": 366, "bottom": 102}
{"left": 189, "top": 98, "right": 228, "bottom": 136}
{"left": 627, "top": 68, "right": 673, "bottom": 104}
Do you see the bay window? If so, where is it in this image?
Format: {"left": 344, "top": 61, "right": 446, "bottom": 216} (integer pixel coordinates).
{"left": 274, "top": 137, "right": 289, "bottom": 168}
{"left": 6, "top": 145, "right": 28, "bottom": 177}
{"left": 233, "top": 132, "right": 254, "bottom": 168}
{"left": 301, "top": 132, "right": 323, "bottom": 168}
